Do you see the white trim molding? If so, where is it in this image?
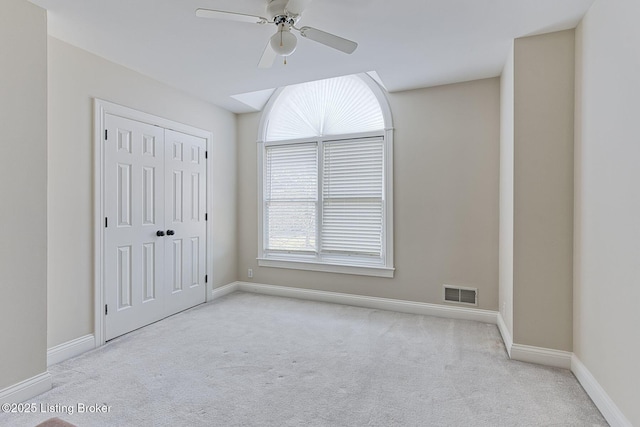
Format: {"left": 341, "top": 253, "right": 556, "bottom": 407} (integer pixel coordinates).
{"left": 571, "top": 355, "right": 633, "bottom": 427}
{"left": 496, "top": 313, "right": 513, "bottom": 357}
{"left": 0, "top": 372, "right": 51, "bottom": 404}
{"left": 211, "top": 283, "right": 239, "bottom": 300}
{"left": 492, "top": 329, "right": 631, "bottom": 423}
{"left": 257, "top": 258, "right": 395, "bottom": 278}
{"left": 509, "top": 344, "right": 572, "bottom": 369}
{"left": 233, "top": 281, "right": 498, "bottom": 324}
{"left": 497, "top": 313, "right": 571, "bottom": 370}
{"left": 47, "top": 335, "right": 96, "bottom": 367}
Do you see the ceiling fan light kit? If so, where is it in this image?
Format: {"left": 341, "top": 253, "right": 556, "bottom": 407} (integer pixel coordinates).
{"left": 270, "top": 24, "right": 297, "bottom": 56}
{"left": 196, "top": 0, "right": 358, "bottom": 68}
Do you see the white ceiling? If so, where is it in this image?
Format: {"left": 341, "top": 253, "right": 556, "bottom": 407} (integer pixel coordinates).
{"left": 28, "top": 0, "right": 595, "bottom": 113}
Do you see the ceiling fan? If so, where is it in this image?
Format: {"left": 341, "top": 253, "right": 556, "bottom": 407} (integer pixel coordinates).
{"left": 195, "top": 0, "right": 358, "bottom": 68}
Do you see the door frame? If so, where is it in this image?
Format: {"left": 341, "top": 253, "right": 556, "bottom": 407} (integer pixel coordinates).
{"left": 93, "top": 99, "right": 214, "bottom": 347}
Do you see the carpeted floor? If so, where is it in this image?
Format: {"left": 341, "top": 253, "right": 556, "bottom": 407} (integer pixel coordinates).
{"left": 0, "top": 292, "right": 607, "bottom": 426}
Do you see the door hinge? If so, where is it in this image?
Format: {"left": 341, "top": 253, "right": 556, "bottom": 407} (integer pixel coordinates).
{"left": 105, "top": 129, "right": 108, "bottom": 140}
{"left": 105, "top": 304, "right": 108, "bottom": 315}
{"left": 105, "top": 217, "right": 108, "bottom": 228}
{"left": 205, "top": 213, "right": 208, "bottom": 221}
{"left": 205, "top": 151, "right": 208, "bottom": 159}
{"left": 205, "top": 275, "right": 208, "bottom": 283}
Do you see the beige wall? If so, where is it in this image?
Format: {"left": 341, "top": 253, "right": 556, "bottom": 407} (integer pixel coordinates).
{"left": 0, "top": 0, "right": 48, "bottom": 389}
{"left": 238, "top": 79, "right": 500, "bottom": 309}
{"left": 499, "top": 43, "right": 515, "bottom": 336}
{"left": 510, "top": 30, "right": 575, "bottom": 351}
{"left": 574, "top": 0, "right": 640, "bottom": 424}
{"left": 47, "top": 37, "right": 237, "bottom": 348}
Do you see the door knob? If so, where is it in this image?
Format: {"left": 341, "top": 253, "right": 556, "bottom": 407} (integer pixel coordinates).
{"left": 166, "top": 230, "right": 175, "bottom": 236}
{"left": 156, "top": 230, "right": 165, "bottom": 237}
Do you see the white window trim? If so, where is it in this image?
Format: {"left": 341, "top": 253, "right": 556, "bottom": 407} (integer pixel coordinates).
{"left": 257, "top": 257, "right": 395, "bottom": 278}
{"left": 257, "top": 74, "right": 394, "bottom": 278}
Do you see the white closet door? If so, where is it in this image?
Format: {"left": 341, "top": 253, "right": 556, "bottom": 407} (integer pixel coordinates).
{"left": 103, "top": 118, "right": 207, "bottom": 340}
{"left": 163, "top": 129, "right": 207, "bottom": 314}
{"left": 104, "top": 114, "right": 166, "bottom": 340}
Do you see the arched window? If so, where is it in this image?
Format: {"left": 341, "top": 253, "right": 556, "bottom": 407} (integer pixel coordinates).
{"left": 264, "top": 74, "right": 385, "bottom": 141}
{"left": 257, "top": 74, "right": 394, "bottom": 277}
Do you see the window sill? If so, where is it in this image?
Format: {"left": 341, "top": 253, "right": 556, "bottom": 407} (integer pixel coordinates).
{"left": 257, "top": 258, "right": 395, "bottom": 278}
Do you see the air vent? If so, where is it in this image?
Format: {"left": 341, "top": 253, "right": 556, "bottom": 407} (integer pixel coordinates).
{"left": 443, "top": 285, "right": 478, "bottom": 306}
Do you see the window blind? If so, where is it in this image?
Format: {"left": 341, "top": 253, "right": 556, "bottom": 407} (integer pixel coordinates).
{"left": 264, "top": 143, "right": 318, "bottom": 253}
{"left": 322, "top": 137, "right": 384, "bottom": 260}
{"left": 266, "top": 75, "right": 385, "bottom": 142}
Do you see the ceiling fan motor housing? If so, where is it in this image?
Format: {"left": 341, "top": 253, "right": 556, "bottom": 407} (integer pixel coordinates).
{"left": 267, "top": 0, "right": 290, "bottom": 20}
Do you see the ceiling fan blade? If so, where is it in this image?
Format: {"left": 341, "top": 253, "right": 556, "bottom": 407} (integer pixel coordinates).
{"left": 195, "top": 8, "right": 268, "bottom": 24}
{"left": 258, "top": 42, "right": 277, "bottom": 69}
{"left": 285, "top": 0, "right": 312, "bottom": 16}
{"left": 298, "top": 26, "right": 358, "bottom": 54}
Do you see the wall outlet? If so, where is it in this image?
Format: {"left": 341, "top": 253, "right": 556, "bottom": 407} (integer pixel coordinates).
{"left": 248, "top": 268, "right": 253, "bottom": 278}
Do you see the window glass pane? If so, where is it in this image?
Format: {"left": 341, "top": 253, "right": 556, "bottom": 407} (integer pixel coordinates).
{"left": 322, "top": 138, "right": 384, "bottom": 258}
{"left": 266, "top": 202, "right": 316, "bottom": 252}
{"left": 265, "top": 143, "right": 318, "bottom": 253}
{"left": 322, "top": 200, "right": 382, "bottom": 256}
{"left": 266, "top": 143, "right": 317, "bottom": 199}
{"left": 323, "top": 139, "right": 383, "bottom": 198}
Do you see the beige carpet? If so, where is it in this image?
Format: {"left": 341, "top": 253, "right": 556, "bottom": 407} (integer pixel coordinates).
{"left": 1, "top": 292, "right": 607, "bottom": 426}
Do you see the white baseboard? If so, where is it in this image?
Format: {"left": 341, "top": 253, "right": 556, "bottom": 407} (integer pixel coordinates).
{"left": 497, "top": 313, "right": 571, "bottom": 370}
{"left": 0, "top": 372, "right": 51, "bottom": 403}
{"left": 211, "top": 282, "right": 240, "bottom": 300}
{"left": 496, "top": 313, "right": 513, "bottom": 357}
{"left": 47, "top": 334, "right": 96, "bottom": 367}
{"left": 233, "top": 281, "right": 498, "bottom": 324}
{"left": 571, "top": 355, "right": 633, "bottom": 427}
{"left": 509, "top": 343, "right": 572, "bottom": 369}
